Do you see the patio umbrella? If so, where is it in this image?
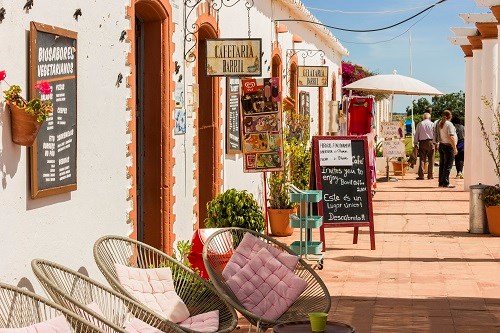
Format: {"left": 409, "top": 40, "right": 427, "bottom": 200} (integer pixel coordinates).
{"left": 342, "top": 72, "right": 443, "bottom": 96}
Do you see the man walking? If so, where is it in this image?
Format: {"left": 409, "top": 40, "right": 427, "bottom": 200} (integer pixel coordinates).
{"left": 414, "top": 112, "right": 435, "bottom": 180}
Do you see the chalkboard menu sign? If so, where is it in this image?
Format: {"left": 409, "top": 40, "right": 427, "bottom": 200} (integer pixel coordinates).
{"left": 226, "top": 77, "right": 241, "bottom": 154}
{"left": 30, "top": 22, "right": 77, "bottom": 198}
{"left": 312, "top": 136, "right": 375, "bottom": 249}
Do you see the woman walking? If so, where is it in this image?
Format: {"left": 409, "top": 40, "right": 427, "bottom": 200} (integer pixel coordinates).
{"left": 452, "top": 116, "right": 465, "bottom": 179}
{"left": 434, "top": 110, "right": 458, "bottom": 188}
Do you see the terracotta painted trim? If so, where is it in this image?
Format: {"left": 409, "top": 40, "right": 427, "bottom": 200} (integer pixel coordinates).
{"left": 191, "top": 6, "right": 222, "bottom": 230}
{"left": 276, "top": 23, "right": 288, "bottom": 33}
{"left": 127, "top": 0, "right": 177, "bottom": 254}
{"left": 289, "top": 54, "right": 298, "bottom": 110}
{"left": 271, "top": 42, "right": 283, "bottom": 90}
{"left": 292, "top": 34, "right": 303, "bottom": 43}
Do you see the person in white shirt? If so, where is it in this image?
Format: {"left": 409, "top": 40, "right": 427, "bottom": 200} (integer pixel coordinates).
{"left": 434, "top": 110, "right": 458, "bottom": 188}
{"left": 413, "top": 113, "right": 435, "bottom": 180}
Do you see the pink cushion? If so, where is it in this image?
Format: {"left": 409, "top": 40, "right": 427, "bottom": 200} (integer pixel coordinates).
{"left": 124, "top": 310, "right": 219, "bottom": 333}
{"left": 225, "top": 247, "right": 307, "bottom": 321}
{"left": 222, "top": 233, "right": 299, "bottom": 281}
{"left": 179, "top": 310, "right": 219, "bottom": 332}
{"left": 114, "top": 264, "right": 190, "bottom": 323}
{"left": 0, "top": 315, "right": 71, "bottom": 333}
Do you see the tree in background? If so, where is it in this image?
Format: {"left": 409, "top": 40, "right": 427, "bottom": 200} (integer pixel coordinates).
{"left": 406, "top": 91, "right": 465, "bottom": 123}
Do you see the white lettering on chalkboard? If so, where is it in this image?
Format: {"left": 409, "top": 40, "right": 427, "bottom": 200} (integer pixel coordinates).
{"left": 319, "top": 140, "right": 352, "bottom": 166}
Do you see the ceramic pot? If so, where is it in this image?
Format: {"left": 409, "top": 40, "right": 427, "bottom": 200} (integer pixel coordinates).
{"left": 391, "top": 161, "right": 409, "bottom": 176}
{"left": 268, "top": 207, "right": 295, "bottom": 237}
{"left": 8, "top": 102, "right": 43, "bottom": 146}
{"left": 485, "top": 205, "right": 500, "bottom": 236}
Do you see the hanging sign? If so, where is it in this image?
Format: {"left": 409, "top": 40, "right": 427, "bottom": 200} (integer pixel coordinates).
{"left": 298, "top": 66, "right": 328, "bottom": 87}
{"left": 241, "top": 77, "right": 283, "bottom": 172}
{"left": 30, "top": 22, "right": 77, "bottom": 199}
{"left": 206, "top": 38, "right": 262, "bottom": 77}
{"left": 381, "top": 121, "right": 404, "bottom": 139}
{"left": 226, "top": 77, "right": 242, "bottom": 154}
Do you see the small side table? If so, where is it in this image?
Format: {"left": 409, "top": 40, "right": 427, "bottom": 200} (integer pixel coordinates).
{"left": 273, "top": 320, "right": 355, "bottom": 333}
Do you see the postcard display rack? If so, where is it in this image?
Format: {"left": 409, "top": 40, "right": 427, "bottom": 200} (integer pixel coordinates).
{"left": 289, "top": 185, "right": 324, "bottom": 269}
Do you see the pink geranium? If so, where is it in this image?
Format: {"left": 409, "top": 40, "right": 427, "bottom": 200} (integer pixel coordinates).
{"left": 34, "top": 81, "right": 52, "bottom": 95}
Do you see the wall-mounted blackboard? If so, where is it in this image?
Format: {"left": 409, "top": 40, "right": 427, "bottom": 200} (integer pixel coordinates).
{"left": 226, "top": 77, "right": 241, "bottom": 154}
{"left": 30, "top": 22, "right": 77, "bottom": 198}
{"left": 311, "top": 136, "right": 375, "bottom": 250}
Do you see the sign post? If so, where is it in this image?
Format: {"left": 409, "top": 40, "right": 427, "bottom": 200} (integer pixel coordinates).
{"left": 312, "top": 136, "right": 375, "bottom": 250}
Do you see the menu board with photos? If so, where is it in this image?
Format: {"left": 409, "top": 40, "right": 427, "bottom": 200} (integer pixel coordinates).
{"left": 30, "top": 22, "right": 77, "bottom": 198}
{"left": 311, "top": 136, "right": 375, "bottom": 250}
{"left": 241, "top": 77, "right": 283, "bottom": 172}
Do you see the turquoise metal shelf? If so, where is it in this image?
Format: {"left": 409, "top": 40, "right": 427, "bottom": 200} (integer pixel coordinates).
{"left": 289, "top": 214, "right": 323, "bottom": 228}
{"left": 290, "top": 241, "right": 323, "bottom": 255}
{"left": 290, "top": 190, "right": 322, "bottom": 203}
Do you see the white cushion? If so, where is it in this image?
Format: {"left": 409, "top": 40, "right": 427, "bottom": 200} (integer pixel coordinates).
{"left": 115, "top": 264, "right": 190, "bottom": 323}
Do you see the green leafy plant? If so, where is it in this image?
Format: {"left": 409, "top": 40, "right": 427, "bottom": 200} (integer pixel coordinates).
{"left": 205, "top": 188, "right": 265, "bottom": 231}
{"left": 1, "top": 70, "right": 53, "bottom": 123}
{"left": 481, "top": 186, "right": 500, "bottom": 207}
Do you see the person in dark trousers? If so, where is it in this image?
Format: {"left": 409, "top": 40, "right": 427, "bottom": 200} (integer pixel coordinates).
{"left": 451, "top": 116, "right": 465, "bottom": 179}
{"left": 413, "top": 112, "right": 435, "bottom": 180}
{"left": 434, "top": 110, "right": 458, "bottom": 188}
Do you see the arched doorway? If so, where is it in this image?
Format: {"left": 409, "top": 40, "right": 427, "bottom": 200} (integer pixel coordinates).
{"left": 134, "top": 0, "right": 173, "bottom": 251}
{"left": 196, "top": 23, "right": 220, "bottom": 227}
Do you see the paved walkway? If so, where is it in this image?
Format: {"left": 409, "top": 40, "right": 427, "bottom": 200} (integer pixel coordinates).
{"left": 236, "top": 174, "right": 500, "bottom": 332}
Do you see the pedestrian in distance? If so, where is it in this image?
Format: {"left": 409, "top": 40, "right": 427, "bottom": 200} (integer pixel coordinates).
{"left": 413, "top": 112, "right": 435, "bottom": 180}
{"left": 434, "top": 110, "right": 458, "bottom": 188}
{"left": 451, "top": 116, "right": 465, "bottom": 179}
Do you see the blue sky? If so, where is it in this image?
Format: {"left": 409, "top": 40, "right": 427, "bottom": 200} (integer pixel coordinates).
{"left": 300, "top": 0, "right": 488, "bottom": 113}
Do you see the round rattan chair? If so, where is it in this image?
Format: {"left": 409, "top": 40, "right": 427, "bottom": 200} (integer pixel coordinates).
{"left": 32, "top": 259, "right": 185, "bottom": 333}
{"left": 202, "top": 228, "right": 331, "bottom": 332}
{"left": 0, "top": 282, "right": 103, "bottom": 333}
{"left": 93, "top": 235, "right": 237, "bottom": 333}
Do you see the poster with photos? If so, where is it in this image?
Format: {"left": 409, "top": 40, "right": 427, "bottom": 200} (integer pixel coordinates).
{"left": 241, "top": 77, "right": 283, "bottom": 172}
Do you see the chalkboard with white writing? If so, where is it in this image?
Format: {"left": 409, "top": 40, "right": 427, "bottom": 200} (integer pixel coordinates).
{"left": 30, "top": 22, "right": 77, "bottom": 198}
{"left": 226, "top": 77, "right": 241, "bottom": 154}
{"left": 312, "top": 136, "right": 375, "bottom": 249}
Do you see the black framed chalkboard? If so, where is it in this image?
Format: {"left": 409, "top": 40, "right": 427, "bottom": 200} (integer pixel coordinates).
{"left": 311, "top": 136, "right": 375, "bottom": 250}
{"left": 226, "top": 77, "right": 241, "bottom": 154}
{"left": 29, "top": 22, "right": 77, "bottom": 198}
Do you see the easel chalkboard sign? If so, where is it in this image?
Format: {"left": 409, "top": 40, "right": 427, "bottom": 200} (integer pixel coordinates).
{"left": 226, "top": 77, "right": 242, "bottom": 154}
{"left": 311, "top": 136, "right": 375, "bottom": 250}
{"left": 30, "top": 22, "right": 77, "bottom": 198}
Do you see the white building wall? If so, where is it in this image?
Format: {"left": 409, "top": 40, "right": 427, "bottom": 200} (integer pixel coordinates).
{"left": 0, "top": 1, "right": 131, "bottom": 288}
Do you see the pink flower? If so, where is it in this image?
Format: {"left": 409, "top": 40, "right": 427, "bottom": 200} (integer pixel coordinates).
{"left": 0, "top": 70, "right": 6, "bottom": 81}
{"left": 34, "top": 81, "right": 52, "bottom": 95}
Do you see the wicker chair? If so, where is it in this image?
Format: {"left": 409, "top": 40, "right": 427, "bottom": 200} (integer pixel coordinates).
{"left": 202, "top": 228, "right": 331, "bottom": 332}
{"left": 32, "top": 259, "right": 185, "bottom": 333}
{"left": 93, "top": 235, "right": 237, "bottom": 333}
{"left": 0, "top": 282, "right": 102, "bottom": 333}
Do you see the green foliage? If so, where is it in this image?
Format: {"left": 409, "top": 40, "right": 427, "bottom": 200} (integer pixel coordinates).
{"left": 3, "top": 84, "right": 53, "bottom": 123}
{"left": 173, "top": 240, "right": 193, "bottom": 266}
{"left": 405, "top": 91, "right": 465, "bottom": 124}
{"left": 479, "top": 98, "right": 500, "bottom": 184}
{"left": 481, "top": 186, "right": 500, "bottom": 207}
{"left": 205, "top": 188, "right": 265, "bottom": 232}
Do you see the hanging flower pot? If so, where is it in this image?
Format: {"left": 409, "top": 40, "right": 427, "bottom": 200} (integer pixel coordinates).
{"left": 7, "top": 101, "right": 43, "bottom": 146}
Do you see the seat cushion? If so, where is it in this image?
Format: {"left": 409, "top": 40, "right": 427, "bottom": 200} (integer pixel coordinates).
{"left": 124, "top": 319, "right": 162, "bottom": 333}
{"left": 222, "top": 233, "right": 299, "bottom": 281}
{"left": 225, "top": 247, "right": 307, "bottom": 321}
{"left": 114, "top": 264, "right": 190, "bottom": 323}
{"left": 0, "top": 315, "right": 72, "bottom": 333}
{"left": 179, "top": 310, "right": 219, "bottom": 332}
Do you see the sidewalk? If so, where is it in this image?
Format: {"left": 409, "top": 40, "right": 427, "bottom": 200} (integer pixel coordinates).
{"left": 237, "top": 174, "right": 500, "bottom": 332}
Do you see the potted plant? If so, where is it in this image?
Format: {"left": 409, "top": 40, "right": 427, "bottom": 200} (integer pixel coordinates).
{"left": 205, "top": 188, "right": 265, "bottom": 232}
{"left": 1, "top": 70, "right": 53, "bottom": 146}
{"left": 391, "top": 156, "right": 409, "bottom": 176}
{"left": 478, "top": 98, "right": 500, "bottom": 236}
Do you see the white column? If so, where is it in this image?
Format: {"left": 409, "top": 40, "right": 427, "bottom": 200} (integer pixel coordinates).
{"left": 481, "top": 38, "right": 498, "bottom": 186}
{"left": 471, "top": 48, "right": 483, "bottom": 186}
{"left": 464, "top": 56, "right": 473, "bottom": 190}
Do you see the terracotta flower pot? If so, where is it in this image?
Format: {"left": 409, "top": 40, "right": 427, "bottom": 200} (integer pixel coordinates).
{"left": 485, "top": 205, "right": 500, "bottom": 236}
{"left": 7, "top": 101, "right": 43, "bottom": 146}
{"left": 268, "top": 207, "right": 295, "bottom": 237}
{"left": 391, "top": 161, "right": 409, "bottom": 176}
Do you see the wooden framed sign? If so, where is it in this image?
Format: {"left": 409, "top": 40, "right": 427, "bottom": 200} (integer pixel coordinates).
{"left": 206, "top": 38, "right": 262, "bottom": 77}
{"left": 30, "top": 22, "right": 77, "bottom": 198}
{"left": 226, "top": 77, "right": 242, "bottom": 154}
{"left": 311, "top": 136, "right": 375, "bottom": 250}
{"left": 298, "top": 66, "right": 328, "bottom": 87}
